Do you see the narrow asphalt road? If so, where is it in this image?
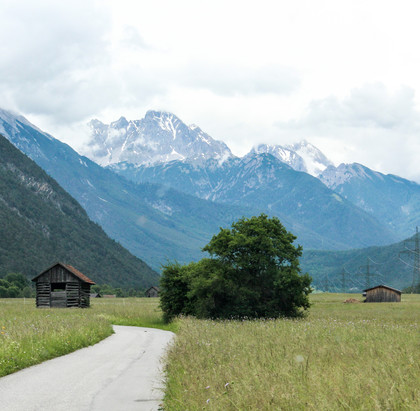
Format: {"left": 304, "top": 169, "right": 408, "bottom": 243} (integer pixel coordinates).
{"left": 0, "top": 325, "right": 175, "bottom": 411}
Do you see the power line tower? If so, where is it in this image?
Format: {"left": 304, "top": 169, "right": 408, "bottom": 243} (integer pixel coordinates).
{"left": 323, "top": 276, "right": 330, "bottom": 292}
{"left": 359, "top": 258, "right": 373, "bottom": 290}
{"left": 399, "top": 226, "right": 420, "bottom": 293}
{"left": 341, "top": 268, "right": 347, "bottom": 293}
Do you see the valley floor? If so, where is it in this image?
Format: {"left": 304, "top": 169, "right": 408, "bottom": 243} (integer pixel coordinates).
{"left": 1, "top": 295, "right": 419, "bottom": 410}
{"left": 164, "top": 293, "right": 420, "bottom": 410}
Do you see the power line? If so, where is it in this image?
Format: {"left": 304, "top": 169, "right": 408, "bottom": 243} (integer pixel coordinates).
{"left": 323, "top": 276, "right": 330, "bottom": 292}
{"left": 340, "top": 268, "right": 351, "bottom": 292}
{"left": 399, "top": 226, "right": 420, "bottom": 293}
{"left": 359, "top": 257, "right": 373, "bottom": 289}
{"left": 366, "top": 256, "right": 384, "bottom": 265}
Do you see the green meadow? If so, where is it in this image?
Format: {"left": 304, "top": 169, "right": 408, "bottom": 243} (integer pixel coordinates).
{"left": 164, "top": 293, "right": 420, "bottom": 410}
{"left": 1, "top": 295, "right": 419, "bottom": 410}
{"left": 0, "top": 298, "right": 175, "bottom": 378}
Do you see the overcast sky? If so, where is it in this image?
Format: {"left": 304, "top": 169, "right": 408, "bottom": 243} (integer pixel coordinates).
{"left": 2, "top": 0, "right": 420, "bottom": 180}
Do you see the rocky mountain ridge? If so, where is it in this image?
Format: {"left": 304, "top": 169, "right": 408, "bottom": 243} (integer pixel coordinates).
{"left": 98, "top": 109, "right": 420, "bottom": 242}
{"left": 2, "top": 106, "right": 420, "bottom": 275}
{"left": 251, "top": 141, "right": 333, "bottom": 177}
{"left": 319, "top": 163, "right": 420, "bottom": 237}
{"left": 85, "top": 110, "right": 232, "bottom": 166}
{"left": 84, "top": 110, "right": 336, "bottom": 178}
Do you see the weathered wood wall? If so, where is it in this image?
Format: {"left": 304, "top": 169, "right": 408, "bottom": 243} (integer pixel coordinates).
{"left": 34, "top": 266, "right": 92, "bottom": 308}
{"left": 365, "top": 287, "right": 401, "bottom": 302}
{"left": 51, "top": 291, "right": 67, "bottom": 308}
{"left": 37, "top": 265, "right": 74, "bottom": 283}
{"left": 80, "top": 283, "right": 91, "bottom": 308}
{"left": 36, "top": 282, "right": 50, "bottom": 307}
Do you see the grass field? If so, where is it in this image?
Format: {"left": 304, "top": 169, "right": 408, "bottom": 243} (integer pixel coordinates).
{"left": 0, "top": 297, "right": 174, "bottom": 377}
{"left": 164, "top": 293, "right": 420, "bottom": 410}
{"left": 1, "top": 295, "right": 419, "bottom": 410}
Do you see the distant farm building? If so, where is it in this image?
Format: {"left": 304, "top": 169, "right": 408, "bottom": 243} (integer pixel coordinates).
{"left": 145, "top": 286, "right": 160, "bottom": 298}
{"left": 102, "top": 294, "right": 116, "bottom": 298}
{"left": 90, "top": 292, "right": 101, "bottom": 298}
{"left": 32, "top": 262, "right": 95, "bottom": 308}
{"left": 363, "top": 285, "right": 401, "bottom": 303}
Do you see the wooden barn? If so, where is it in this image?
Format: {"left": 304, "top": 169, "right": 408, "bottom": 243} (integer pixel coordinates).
{"left": 145, "top": 286, "right": 160, "bottom": 298}
{"left": 32, "top": 262, "right": 95, "bottom": 308}
{"left": 363, "top": 285, "right": 401, "bottom": 303}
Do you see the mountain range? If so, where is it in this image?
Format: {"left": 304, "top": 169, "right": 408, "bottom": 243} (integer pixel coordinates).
{"left": 89, "top": 111, "right": 420, "bottom": 246}
{"left": 0, "top": 108, "right": 255, "bottom": 271}
{"left": 319, "top": 163, "right": 420, "bottom": 238}
{"left": 2, "top": 107, "right": 420, "bottom": 289}
{"left": 86, "top": 110, "right": 232, "bottom": 166}
{"left": 251, "top": 141, "right": 333, "bottom": 177}
{"left": 111, "top": 153, "right": 396, "bottom": 250}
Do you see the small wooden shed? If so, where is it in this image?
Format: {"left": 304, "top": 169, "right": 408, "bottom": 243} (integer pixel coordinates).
{"left": 363, "top": 285, "right": 401, "bottom": 303}
{"left": 32, "top": 262, "right": 95, "bottom": 308}
{"left": 145, "top": 286, "right": 160, "bottom": 298}
{"left": 90, "top": 292, "right": 101, "bottom": 298}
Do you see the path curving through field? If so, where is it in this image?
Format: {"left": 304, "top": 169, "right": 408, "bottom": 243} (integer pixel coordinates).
{"left": 0, "top": 325, "right": 174, "bottom": 411}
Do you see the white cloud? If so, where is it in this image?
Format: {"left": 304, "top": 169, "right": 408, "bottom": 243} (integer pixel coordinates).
{"left": 119, "top": 26, "right": 152, "bottom": 50}
{"left": 0, "top": 0, "right": 168, "bottom": 125}
{"left": 275, "top": 84, "right": 420, "bottom": 180}
{"left": 178, "top": 63, "right": 301, "bottom": 97}
{"left": 295, "top": 84, "right": 420, "bottom": 131}
{"left": 0, "top": 1, "right": 111, "bottom": 118}
{"left": 2, "top": 0, "right": 420, "bottom": 181}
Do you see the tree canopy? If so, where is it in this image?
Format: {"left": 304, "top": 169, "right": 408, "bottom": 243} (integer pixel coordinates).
{"left": 160, "top": 214, "right": 312, "bottom": 322}
{"left": 0, "top": 273, "right": 33, "bottom": 298}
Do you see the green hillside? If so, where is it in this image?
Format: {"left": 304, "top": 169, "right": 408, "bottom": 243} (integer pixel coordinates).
{"left": 301, "top": 233, "right": 419, "bottom": 291}
{"left": 0, "top": 134, "right": 158, "bottom": 288}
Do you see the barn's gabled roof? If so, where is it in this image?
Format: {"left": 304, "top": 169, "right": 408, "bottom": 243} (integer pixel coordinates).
{"left": 64, "top": 264, "right": 96, "bottom": 285}
{"left": 32, "top": 262, "right": 96, "bottom": 285}
{"left": 145, "top": 286, "right": 160, "bottom": 295}
{"left": 363, "top": 284, "right": 401, "bottom": 294}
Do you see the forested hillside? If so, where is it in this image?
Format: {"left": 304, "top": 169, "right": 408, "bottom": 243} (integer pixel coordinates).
{"left": 0, "top": 134, "right": 158, "bottom": 288}
{"left": 301, "top": 232, "right": 418, "bottom": 291}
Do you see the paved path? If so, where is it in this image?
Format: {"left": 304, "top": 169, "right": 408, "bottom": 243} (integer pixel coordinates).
{"left": 0, "top": 325, "right": 175, "bottom": 411}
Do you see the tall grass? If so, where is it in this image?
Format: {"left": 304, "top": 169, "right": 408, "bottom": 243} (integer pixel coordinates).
{"left": 0, "top": 297, "right": 173, "bottom": 378}
{"left": 2, "top": 295, "right": 419, "bottom": 409}
{"left": 92, "top": 297, "right": 178, "bottom": 331}
{"left": 163, "top": 294, "right": 420, "bottom": 410}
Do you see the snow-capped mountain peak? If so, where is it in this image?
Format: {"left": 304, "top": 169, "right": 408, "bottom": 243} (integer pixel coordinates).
{"left": 0, "top": 108, "right": 51, "bottom": 140}
{"left": 249, "top": 140, "right": 333, "bottom": 177}
{"left": 250, "top": 144, "right": 304, "bottom": 171}
{"left": 319, "top": 163, "right": 385, "bottom": 189}
{"left": 83, "top": 111, "right": 232, "bottom": 166}
{"left": 110, "top": 116, "right": 129, "bottom": 129}
{"left": 285, "top": 140, "right": 333, "bottom": 176}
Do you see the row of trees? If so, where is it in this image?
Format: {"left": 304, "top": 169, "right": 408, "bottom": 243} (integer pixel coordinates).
{"left": 90, "top": 284, "right": 147, "bottom": 297}
{"left": 0, "top": 274, "right": 148, "bottom": 298}
{"left": 160, "top": 215, "right": 312, "bottom": 322}
{"left": 0, "top": 273, "right": 33, "bottom": 298}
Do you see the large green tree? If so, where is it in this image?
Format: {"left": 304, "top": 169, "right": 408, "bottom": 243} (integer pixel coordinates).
{"left": 160, "top": 214, "right": 312, "bottom": 321}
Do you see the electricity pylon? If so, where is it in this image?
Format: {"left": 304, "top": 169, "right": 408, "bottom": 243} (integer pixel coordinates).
{"left": 399, "top": 227, "right": 420, "bottom": 293}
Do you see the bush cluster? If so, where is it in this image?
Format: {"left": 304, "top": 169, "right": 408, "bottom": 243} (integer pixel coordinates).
{"left": 160, "top": 215, "right": 312, "bottom": 322}
{"left": 0, "top": 273, "right": 34, "bottom": 298}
